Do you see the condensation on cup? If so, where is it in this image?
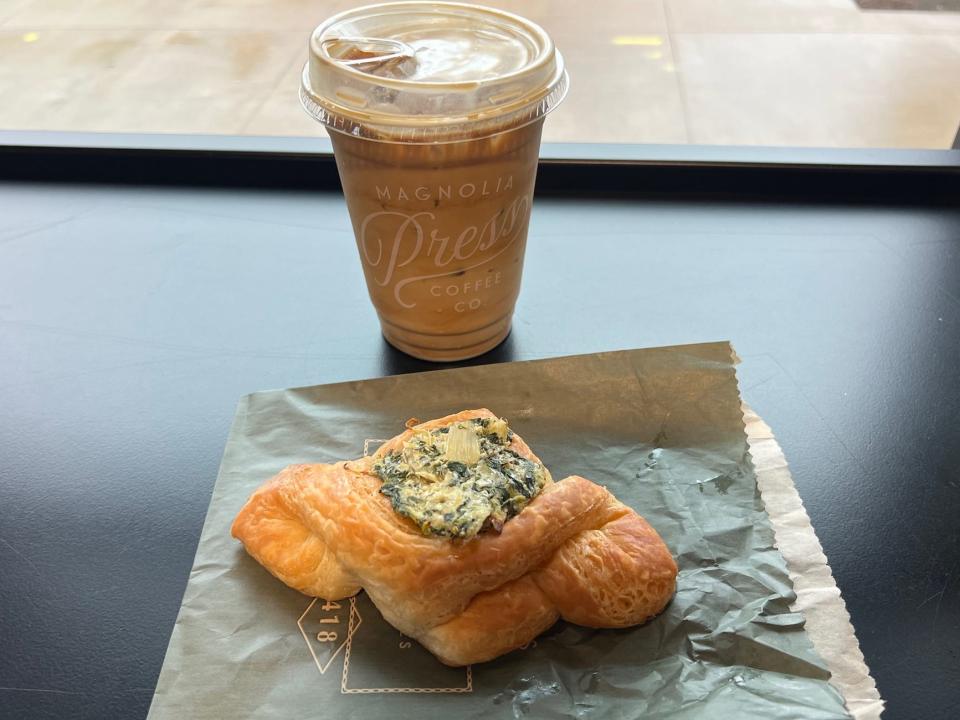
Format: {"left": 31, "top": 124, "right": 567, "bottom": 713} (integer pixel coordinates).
{"left": 301, "top": 2, "right": 568, "bottom": 361}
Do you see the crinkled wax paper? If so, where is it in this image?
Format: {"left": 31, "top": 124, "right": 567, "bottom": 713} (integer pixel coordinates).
{"left": 148, "top": 342, "right": 851, "bottom": 719}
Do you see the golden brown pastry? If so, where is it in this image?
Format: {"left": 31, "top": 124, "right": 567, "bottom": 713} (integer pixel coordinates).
{"left": 232, "top": 409, "right": 677, "bottom": 666}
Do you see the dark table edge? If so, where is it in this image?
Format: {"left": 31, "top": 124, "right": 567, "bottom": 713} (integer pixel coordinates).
{"left": 1, "top": 130, "right": 959, "bottom": 204}
{"left": 3, "top": 130, "right": 960, "bottom": 166}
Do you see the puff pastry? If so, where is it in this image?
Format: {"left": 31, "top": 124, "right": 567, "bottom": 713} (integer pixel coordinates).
{"left": 231, "top": 409, "right": 678, "bottom": 666}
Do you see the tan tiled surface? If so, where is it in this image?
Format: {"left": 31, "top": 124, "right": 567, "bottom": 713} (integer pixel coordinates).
{"left": 675, "top": 32, "right": 960, "bottom": 147}
{"left": 540, "top": 1, "right": 688, "bottom": 144}
{"left": 240, "top": 47, "right": 315, "bottom": 136}
{"left": 0, "top": 28, "right": 302, "bottom": 134}
{"left": 1, "top": 0, "right": 959, "bottom": 148}
{"left": 667, "top": 0, "right": 960, "bottom": 33}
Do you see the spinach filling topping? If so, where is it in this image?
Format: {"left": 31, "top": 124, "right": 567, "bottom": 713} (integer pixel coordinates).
{"left": 374, "top": 417, "right": 550, "bottom": 539}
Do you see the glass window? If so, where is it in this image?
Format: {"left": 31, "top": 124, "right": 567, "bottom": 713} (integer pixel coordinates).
{"left": 1, "top": 0, "right": 958, "bottom": 149}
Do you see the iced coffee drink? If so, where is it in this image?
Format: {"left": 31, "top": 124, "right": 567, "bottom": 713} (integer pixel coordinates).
{"left": 301, "top": 3, "right": 567, "bottom": 361}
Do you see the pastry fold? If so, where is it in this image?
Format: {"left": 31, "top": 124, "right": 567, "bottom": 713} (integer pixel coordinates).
{"left": 232, "top": 409, "right": 677, "bottom": 665}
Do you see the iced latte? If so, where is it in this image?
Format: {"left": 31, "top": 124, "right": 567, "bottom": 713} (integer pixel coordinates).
{"left": 301, "top": 2, "right": 567, "bottom": 361}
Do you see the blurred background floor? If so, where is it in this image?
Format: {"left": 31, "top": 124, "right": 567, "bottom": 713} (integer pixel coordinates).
{"left": 1, "top": 0, "right": 958, "bottom": 148}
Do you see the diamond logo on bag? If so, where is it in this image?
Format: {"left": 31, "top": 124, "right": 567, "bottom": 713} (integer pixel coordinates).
{"left": 297, "top": 597, "right": 361, "bottom": 675}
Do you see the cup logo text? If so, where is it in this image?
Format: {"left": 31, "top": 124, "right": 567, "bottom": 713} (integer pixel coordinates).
{"left": 359, "top": 192, "right": 530, "bottom": 309}
{"left": 374, "top": 175, "right": 514, "bottom": 203}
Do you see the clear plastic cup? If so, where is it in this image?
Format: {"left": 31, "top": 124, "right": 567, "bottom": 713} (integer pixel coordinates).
{"left": 301, "top": 2, "right": 567, "bottom": 361}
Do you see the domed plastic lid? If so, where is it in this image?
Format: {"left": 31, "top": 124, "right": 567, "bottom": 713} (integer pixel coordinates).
{"left": 301, "top": 2, "right": 568, "bottom": 143}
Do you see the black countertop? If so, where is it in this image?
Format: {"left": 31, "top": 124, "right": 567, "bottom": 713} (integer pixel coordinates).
{"left": 1, "top": 173, "right": 958, "bottom": 719}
